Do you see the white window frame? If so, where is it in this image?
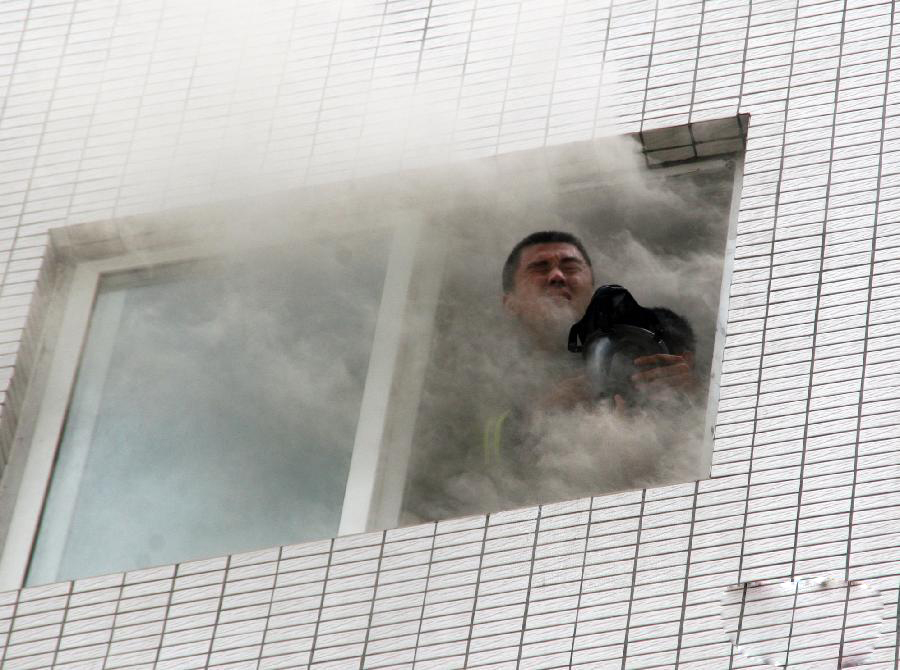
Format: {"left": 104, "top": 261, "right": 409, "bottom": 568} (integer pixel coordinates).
{"left": 0, "top": 211, "right": 443, "bottom": 590}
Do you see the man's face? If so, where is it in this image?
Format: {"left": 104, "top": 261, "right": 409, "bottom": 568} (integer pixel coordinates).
{"left": 503, "top": 242, "right": 594, "bottom": 347}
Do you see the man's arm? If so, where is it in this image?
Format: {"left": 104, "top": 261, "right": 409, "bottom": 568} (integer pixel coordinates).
{"left": 535, "top": 351, "right": 698, "bottom": 415}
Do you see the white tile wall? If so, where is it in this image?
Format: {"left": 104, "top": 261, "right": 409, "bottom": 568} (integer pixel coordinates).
{"left": 0, "top": 0, "right": 898, "bottom": 667}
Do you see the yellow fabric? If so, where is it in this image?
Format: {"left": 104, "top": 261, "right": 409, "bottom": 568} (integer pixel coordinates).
{"left": 483, "top": 410, "right": 510, "bottom": 466}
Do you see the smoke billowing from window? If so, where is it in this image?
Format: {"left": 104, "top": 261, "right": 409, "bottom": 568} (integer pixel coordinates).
{"left": 391, "top": 143, "right": 735, "bottom": 523}
{"left": 52, "top": 0, "right": 631, "bottom": 216}
{"left": 117, "top": 112, "right": 737, "bottom": 531}
{"left": 107, "top": 133, "right": 736, "bottom": 537}
{"left": 43, "top": 0, "right": 738, "bottom": 554}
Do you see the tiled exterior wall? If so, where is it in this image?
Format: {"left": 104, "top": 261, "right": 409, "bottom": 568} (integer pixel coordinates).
{"left": 1, "top": 0, "right": 899, "bottom": 667}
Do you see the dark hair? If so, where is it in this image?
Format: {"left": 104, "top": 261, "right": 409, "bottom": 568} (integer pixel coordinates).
{"left": 652, "top": 307, "right": 695, "bottom": 354}
{"left": 502, "top": 231, "right": 593, "bottom": 293}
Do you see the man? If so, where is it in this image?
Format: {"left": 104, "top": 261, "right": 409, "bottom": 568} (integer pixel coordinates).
{"left": 501, "top": 231, "right": 595, "bottom": 351}
{"left": 501, "top": 231, "right": 697, "bottom": 410}
{"left": 402, "top": 231, "right": 699, "bottom": 521}
{"left": 473, "top": 230, "right": 704, "bottom": 507}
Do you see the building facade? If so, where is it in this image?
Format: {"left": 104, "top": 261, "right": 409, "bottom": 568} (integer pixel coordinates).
{"left": 0, "top": 0, "right": 898, "bottom": 668}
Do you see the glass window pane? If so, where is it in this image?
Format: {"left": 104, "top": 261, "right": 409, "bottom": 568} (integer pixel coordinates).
{"left": 26, "top": 232, "right": 389, "bottom": 585}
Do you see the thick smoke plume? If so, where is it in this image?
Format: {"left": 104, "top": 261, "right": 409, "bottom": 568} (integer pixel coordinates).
{"left": 28, "top": 0, "right": 737, "bottom": 583}
{"left": 88, "top": 135, "right": 733, "bottom": 541}
{"left": 125, "top": 133, "right": 735, "bottom": 533}
{"left": 396, "top": 142, "right": 734, "bottom": 523}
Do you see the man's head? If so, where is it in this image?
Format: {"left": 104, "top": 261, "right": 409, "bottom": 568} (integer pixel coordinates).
{"left": 502, "top": 231, "right": 595, "bottom": 348}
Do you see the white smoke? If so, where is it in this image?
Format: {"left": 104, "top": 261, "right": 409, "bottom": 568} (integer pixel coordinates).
{"left": 22, "top": 0, "right": 737, "bottom": 571}
{"left": 396, "top": 141, "right": 734, "bottom": 523}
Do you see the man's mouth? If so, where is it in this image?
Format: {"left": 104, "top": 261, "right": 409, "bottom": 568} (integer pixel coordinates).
{"left": 546, "top": 287, "right": 572, "bottom": 300}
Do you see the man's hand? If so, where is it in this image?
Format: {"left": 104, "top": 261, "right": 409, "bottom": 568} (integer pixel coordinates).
{"left": 536, "top": 353, "right": 697, "bottom": 416}
{"left": 631, "top": 353, "right": 697, "bottom": 394}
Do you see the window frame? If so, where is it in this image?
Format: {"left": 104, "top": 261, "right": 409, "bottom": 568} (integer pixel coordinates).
{"left": 0, "top": 115, "right": 749, "bottom": 590}
{"left": 0, "top": 211, "right": 440, "bottom": 590}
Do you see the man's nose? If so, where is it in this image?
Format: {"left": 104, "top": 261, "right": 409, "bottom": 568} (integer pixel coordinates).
{"left": 547, "top": 267, "right": 566, "bottom": 284}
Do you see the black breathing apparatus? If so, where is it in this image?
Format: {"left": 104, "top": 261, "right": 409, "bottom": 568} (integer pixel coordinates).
{"left": 567, "top": 285, "right": 671, "bottom": 402}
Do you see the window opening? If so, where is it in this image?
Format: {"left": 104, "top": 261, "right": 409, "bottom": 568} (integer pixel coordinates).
{"left": 26, "top": 233, "right": 390, "bottom": 584}
{"left": 400, "top": 153, "right": 741, "bottom": 523}
{"left": 1, "top": 118, "right": 746, "bottom": 587}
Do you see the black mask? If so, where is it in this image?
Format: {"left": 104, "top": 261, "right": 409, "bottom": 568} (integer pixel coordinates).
{"left": 568, "top": 285, "right": 669, "bottom": 401}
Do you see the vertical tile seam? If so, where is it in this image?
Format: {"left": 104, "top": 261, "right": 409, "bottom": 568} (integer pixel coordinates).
{"left": 512, "top": 507, "right": 543, "bottom": 669}
{"left": 733, "top": 581, "right": 749, "bottom": 658}
{"left": 205, "top": 2, "right": 257, "bottom": 198}
{"left": 158, "top": 3, "right": 210, "bottom": 210}
{"left": 0, "top": 0, "right": 80, "bottom": 303}
{"left": 256, "top": 545, "right": 284, "bottom": 667}
{"left": 691, "top": 9, "right": 751, "bottom": 501}
{"left": 0, "top": 582, "right": 21, "bottom": 666}
{"left": 589, "top": 0, "right": 615, "bottom": 137}
{"left": 108, "top": 0, "right": 168, "bottom": 219}
{"left": 307, "top": 538, "right": 334, "bottom": 668}
{"left": 59, "top": 580, "right": 82, "bottom": 666}
{"left": 352, "top": 0, "right": 390, "bottom": 174}
{"left": 458, "top": 517, "right": 488, "bottom": 668}
{"left": 638, "top": 0, "right": 662, "bottom": 133}
{"left": 541, "top": 0, "right": 569, "bottom": 146}
{"left": 412, "top": 0, "right": 434, "bottom": 88}
{"left": 201, "top": 554, "right": 232, "bottom": 668}
{"left": 690, "top": 0, "right": 752, "bottom": 133}
{"left": 400, "top": 0, "right": 434, "bottom": 168}
{"left": 302, "top": 2, "right": 345, "bottom": 186}
{"left": 705, "top": 0, "right": 750, "bottom": 482}
{"left": 733, "top": 0, "right": 799, "bottom": 568}
{"left": 786, "top": 0, "right": 849, "bottom": 584}
{"left": 619, "top": 488, "right": 647, "bottom": 670}
{"left": 47, "top": 580, "right": 73, "bottom": 668}
{"left": 685, "top": 0, "right": 707, "bottom": 123}
{"left": 148, "top": 565, "right": 178, "bottom": 668}
{"left": 0, "top": 0, "right": 32, "bottom": 124}
{"left": 492, "top": 0, "right": 523, "bottom": 156}
{"left": 409, "top": 522, "right": 437, "bottom": 667}
{"left": 787, "top": 2, "right": 850, "bottom": 666}
{"left": 565, "top": 505, "right": 592, "bottom": 668}
{"left": 894, "top": 579, "right": 900, "bottom": 669}
{"left": 730, "top": 0, "right": 801, "bottom": 665}
{"left": 673, "top": 480, "right": 700, "bottom": 669}
{"left": 357, "top": 530, "right": 386, "bottom": 669}
{"left": 257, "top": 0, "right": 305, "bottom": 176}
{"left": 781, "top": 577, "right": 802, "bottom": 669}
{"left": 96, "top": 583, "right": 123, "bottom": 669}
{"left": 447, "top": 0, "right": 479, "bottom": 151}
{"left": 60, "top": 0, "right": 124, "bottom": 221}
{"left": 838, "top": 1, "right": 898, "bottom": 665}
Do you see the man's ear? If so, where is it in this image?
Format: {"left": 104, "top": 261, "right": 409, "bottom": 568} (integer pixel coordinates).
{"left": 502, "top": 291, "right": 516, "bottom": 314}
